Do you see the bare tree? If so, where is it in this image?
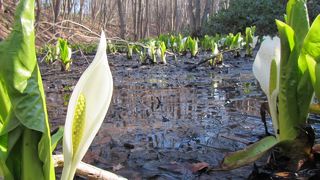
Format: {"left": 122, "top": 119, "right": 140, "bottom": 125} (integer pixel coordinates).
{"left": 202, "top": 0, "right": 212, "bottom": 26}
{"left": 35, "top": 0, "right": 41, "bottom": 22}
{"left": 118, "top": 0, "right": 127, "bottom": 38}
{"left": 132, "top": 0, "right": 138, "bottom": 39}
{"left": 174, "top": 0, "right": 179, "bottom": 31}
{"left": 137, "top": 0, "right": 143, "bottom": 39}
{"left": 188, "top": 0, "right": 196, "bottom": 32}
{"left": 143, "top": 0, "right": 149, "bottom": 37}
{"left": 0, "top": 0, "right": 3, "bottom": 11}
{"left": 53, "top": 0, "right": 61, "bottom": 22}
{"left": 195, "top": 0, "right": 201, "bottom": 30}
{"left": 79, "top": 0, "right": 85, "bottom": 22}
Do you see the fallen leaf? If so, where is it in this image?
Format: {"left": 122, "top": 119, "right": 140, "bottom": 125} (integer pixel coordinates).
{"left": 112, "top": 163, "right": 124, "bottom": 171}
{"left": 274, "top": 171, "right": 291, "bottom": 178}
{"left": 312, "top": 144, "right": 320, "bottom": 153}
{"left": 191, "top": 162, "right": 209, "bottom": 173}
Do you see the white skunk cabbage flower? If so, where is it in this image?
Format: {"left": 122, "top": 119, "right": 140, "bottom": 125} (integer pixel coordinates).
{"left": 252, "top": 36, "right": 259, "bottom": 49}
{"left": 253, "top": 36, "right": 281, "bottom": 137}
{"left": 156, "top": 48, "right": 161, "bottom": 58}
{"left": 212, "top": 43, "right": 219, "bottom": 56}
{"left": 61, "top": 31, "right": 113, "bottom": 180}
{"left": 67, "top": 47, "right": 72, "bottom": 61}
{"left": 181, "top": 37, "right": 188, "bottom": 44}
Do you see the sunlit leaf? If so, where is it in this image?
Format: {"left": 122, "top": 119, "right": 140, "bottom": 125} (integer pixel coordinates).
{"left": 221, "top": 136, "right": 278, "bottom": 170}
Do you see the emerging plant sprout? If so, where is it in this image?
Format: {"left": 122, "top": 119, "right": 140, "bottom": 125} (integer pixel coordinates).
{"left": 56, "top": 38, "right": 72, "bottom": 71}
{"left": 127, "top": 43, "right": 133, "bottom": 59}
{"left": 61, "top": 32, "right": 113, "bottom": 180}
{"left": 187, "top": 37, "right": 199, "bottom": 57}
{"left": 245, "top": 26, "right": 256, "bottom": 56}
{"left": 147, "top": 41, "right": 157, "bottom": 63}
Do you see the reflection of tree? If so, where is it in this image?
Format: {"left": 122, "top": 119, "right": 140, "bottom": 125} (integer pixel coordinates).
{"left": 109, "top": 86, "right": 231, "bottom": 127}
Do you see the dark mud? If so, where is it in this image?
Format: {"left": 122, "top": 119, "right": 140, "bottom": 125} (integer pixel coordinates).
{"left": 40, "top": 52, "right": 320, "bottom": 179}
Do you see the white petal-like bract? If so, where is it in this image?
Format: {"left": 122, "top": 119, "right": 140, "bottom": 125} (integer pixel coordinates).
{"left": 62, "top": 31, "right": 113, "bottom": 180}
{"left": 253, "top": 36, "right": 281, "bottom": 137}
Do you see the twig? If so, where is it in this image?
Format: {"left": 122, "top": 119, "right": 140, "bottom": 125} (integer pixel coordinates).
{"left": 53, "top": 154, "right": 127, "bottom": 180}
{"left": 219, "top": 134, "right": 251, "bottom": 145}
{"left": 186, "top": 48, "right": 240, "bottom": 71}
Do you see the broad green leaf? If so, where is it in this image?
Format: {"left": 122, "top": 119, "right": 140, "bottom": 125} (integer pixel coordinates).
{"left": 302, "top": 15, "right": 320, "bottom": 62}
{"left": 0, "top": 82, "right": 10, "bottom": 125}
{"left": 21, "top": 129, "right": 44, "bottom": 179}
{"left": 51, "top": 127, "right": 64, "bottom": 152}
{"left": 221, "top": 136, "right": 278, "bottom": 170}
{"left": 276, "top": 20, "right": 295, "bottom": 66}
{"left": 276, "top": 19, "right": 312, "bottom": 141}
{"left": 306, "top": 55, "right": 320, "bottom": 97}
{"left": 0, "top": 0, "right": 55, "bottom": 179}
{"left": 296, "top": 16, "right": 320, "bottom": 125}
{"left": 286, "top": 0, "right": 309, "bottom": 46}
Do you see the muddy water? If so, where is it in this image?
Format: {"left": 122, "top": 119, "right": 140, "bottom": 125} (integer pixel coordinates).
{"left": 41, "top": 52, "right": 274, "bottom": 179}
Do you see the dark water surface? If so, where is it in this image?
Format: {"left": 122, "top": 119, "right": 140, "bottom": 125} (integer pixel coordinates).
{"left": 41, "top": 52, "right": 280, "bottom": 179}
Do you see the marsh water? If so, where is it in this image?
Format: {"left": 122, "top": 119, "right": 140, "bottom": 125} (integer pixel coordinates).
{"left": 40, "top": 52, "right": 320, "bottom": 179}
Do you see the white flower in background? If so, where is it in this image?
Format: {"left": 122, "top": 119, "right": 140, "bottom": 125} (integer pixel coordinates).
{"left": 253, "top": 36, "right": 281, "bottom": 137}
{"left": 156, "top": 48, "right": 161, "bottom": 58}
{"left": 68, "top": 47, "right": 72, "bottom": 60}
{"left": 252, "top": 36, "right": 259, "bottom": 49}
{"left": 61, "top": 31, "right": 113, "bottom": 180}
{"left": 212, "top": 43, "right": 219, "bottom": 55}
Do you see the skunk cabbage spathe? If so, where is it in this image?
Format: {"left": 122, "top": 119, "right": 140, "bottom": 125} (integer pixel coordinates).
{"left": 61, "top": 32, "right": 113, "bottom": 180}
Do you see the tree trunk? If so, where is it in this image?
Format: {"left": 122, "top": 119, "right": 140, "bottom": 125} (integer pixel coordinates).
{"left": 132, "top": 0, "right": 138, "bottom": 40}
{"left": 202, "top": 0, "right": 212, "bottom": 26}
{"left": 170, "top": 0, "right": 174, "bottom": 32}
{"left": 195, "top": 0, "right": 201, "bottom": 31}
{"left": 118, "top": 0, "right": 127, "bottom": 39}
{"left": 79, "top": 0, "right": 84, "bottom": 23}
{"left": 174, "top": 0, "right": 179, "bottom": 31}
{"left": 35, "top": 0, "right": 41, "bottom": 22}
{"left": 53, "top": 0, "right": 61, "bottom": 22}
{"left": 188, "top": 0, "right": 196, "bottom": 32}
{"left": 143, "top": 0, "right": 149, "bottom": 37}
{"left": 0, "top": 0, "right": 3, "bottom": 11}
{"left": 137, "top": 0, "right": 143, "bottom": 39}
{"left": 156, "top": 0, "right": 161, "bottom": 35}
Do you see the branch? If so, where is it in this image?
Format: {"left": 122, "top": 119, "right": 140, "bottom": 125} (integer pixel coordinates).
{"left": 53, "top": 154, "right": 127, "bottom": 180}
{"left": 186, "top": 48, "right": 240, "bottom": 71}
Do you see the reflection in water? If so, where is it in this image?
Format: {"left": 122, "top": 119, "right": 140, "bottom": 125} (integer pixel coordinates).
{"left": 43, "top": 54, "right": 271, "bottom": 178}
{"left": 103, "top": 77, "right": 265, "bottom": 153}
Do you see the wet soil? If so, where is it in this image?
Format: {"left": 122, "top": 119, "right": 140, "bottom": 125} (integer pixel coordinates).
{"left": 40, "top": 52, "right": 320, "bottom": 179}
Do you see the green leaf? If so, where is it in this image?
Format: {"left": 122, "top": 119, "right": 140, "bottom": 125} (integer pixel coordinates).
{"left": 276, "top": 19, "right": 307, "bottom": 141}
{"left": 51, "top": 127, "right": 64, "bottom": 152}
{"left": 21, "top": 129, "right": 44, "bottom": 179}
{"left": 0, "top": 0, "right": 55, "bottom": 179}
{"left": 302, "top": 15, "right": 320, "bottom": 62}
{"left": 286, "top": 0, "right": 309, "bottom": 46}
{"left": 276, "top": 20, "right": 295, "bottom": 66}
{"left": 221, "top": 136, "right": 278, "bottom": 170}
{"left": 299, "top": 16, "right": 320, "bottom": 116}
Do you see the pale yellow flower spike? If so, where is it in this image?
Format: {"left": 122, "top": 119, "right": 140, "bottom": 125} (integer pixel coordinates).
{"left": 72, "top": 93, "right": 86, "bottom": 157}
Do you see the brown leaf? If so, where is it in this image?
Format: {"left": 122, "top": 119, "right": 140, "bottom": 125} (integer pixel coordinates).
{"left": 112, "top": 163, "right": 124, "bottom": 171}
{"left": 191, "top": 162, "right": 209, "bottom": 173}
{"left": 274, "top": 172, "right": 291, "bottom": 178}
{"left": 312, "top": 144, "right": 320, "bottom": 153}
